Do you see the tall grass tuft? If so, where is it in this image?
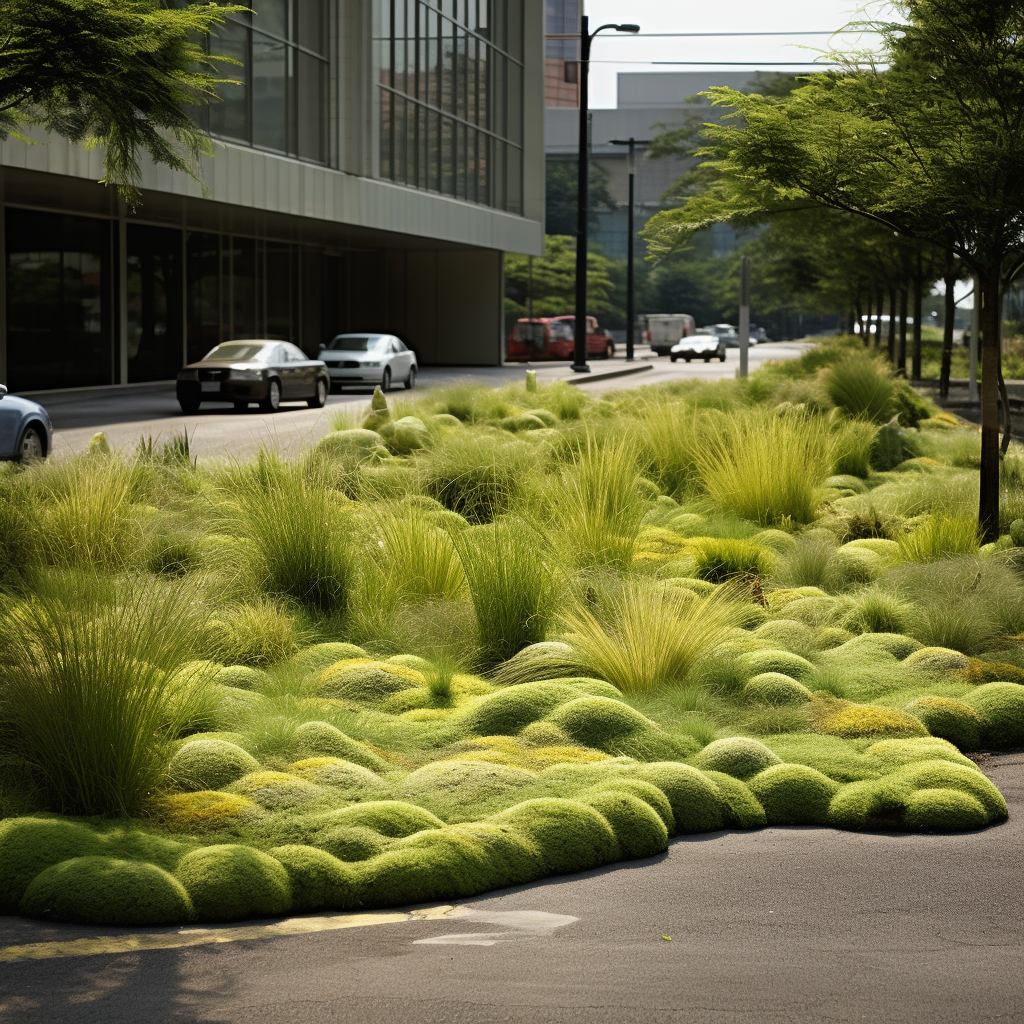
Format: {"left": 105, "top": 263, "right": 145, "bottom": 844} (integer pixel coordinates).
{"left": 455, "top": 519, "right": 553, "bottom": 668}
{"left": 896, "top": 512, "right": 982, "bottom": 563}
{"left": 227, "top": 456, "right": 354, "bottom": 614}
{"left": 545, "top": 433, "right": 647, "bottom": 570}
{"left": 823, "top": 352, "right": 895, "bottom": 422}
{"left": 560, "top": 580, "right": 746, "bottom": 693}
{"left": 692, "top": 410, "right": 837, "bottom": 525}
{"left": 0, "top": 573, "right": 206, "bottom": 816}
{"left": 831, "top": 419, "right": 878, "bottom": 478}
{"left": 633, "top": 398, "right": 705, "bottom": 498}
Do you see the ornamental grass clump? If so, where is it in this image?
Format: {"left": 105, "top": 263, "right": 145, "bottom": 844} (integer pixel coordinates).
{"left": 896, "top": 512, "right": 982, "bottom": 563}
{"left": 691, "top": 409, "right": 837, "bottom": 525}
{"left": 560, "top": 580, "right": 745, "bottom": 693}
{"left": 0, "top": 573, "right": 206, "bottom": 816}
{"left": 823, "top": 352, "right": 895, "bottom": 423}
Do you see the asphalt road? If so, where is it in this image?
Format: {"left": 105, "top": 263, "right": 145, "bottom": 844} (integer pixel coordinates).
{"left": 39, "top": 342, "right": 809, "bottom": 461}
{"left": 1, "top": 754, "right": 1020, "bottom": 1024}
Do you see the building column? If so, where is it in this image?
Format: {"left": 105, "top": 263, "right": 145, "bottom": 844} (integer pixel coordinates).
{"left": 117, "top": 212, "right": 128, "bottom": 384}
{"left": 0, "top": 169, "right": 6, "bottom": 385}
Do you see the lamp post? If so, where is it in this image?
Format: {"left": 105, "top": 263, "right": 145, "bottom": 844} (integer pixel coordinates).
{"left": 609, "top": 137, "right": 650, "bottom": 362}
{"left": 572, "top": 16, "right": 640, "bottom": 373}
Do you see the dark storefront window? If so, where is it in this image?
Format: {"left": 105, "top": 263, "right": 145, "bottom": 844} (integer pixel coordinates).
{"left": 186, "top": 232, "right": 222, "bottom": 363}
{"left": 376, "top": 0, "right": 525, "bottom": 213}
{"left": 127, "top": 225, "right": 183, "bottom": 383}
{"left": 205, "top": 1, "right": 328, "bottom": 164}
{"left": 6, "top": 209, "right": 112, "bottom": 391}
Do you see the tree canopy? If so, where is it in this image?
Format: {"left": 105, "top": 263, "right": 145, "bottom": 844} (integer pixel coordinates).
{"left": 0, "top": 0, "right": 243, "bottom": 206}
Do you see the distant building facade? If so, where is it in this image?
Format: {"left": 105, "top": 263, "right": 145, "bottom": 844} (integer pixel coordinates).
{"left": 545, "top": 0, "right": 581, "bottom": 107}
{"left": 0, "top": 0, "right": 545, "bottom": 393}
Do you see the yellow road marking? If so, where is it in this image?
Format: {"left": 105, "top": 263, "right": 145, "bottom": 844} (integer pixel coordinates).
{"left": 0, "top": 905, "right": 455, "bottom": 963}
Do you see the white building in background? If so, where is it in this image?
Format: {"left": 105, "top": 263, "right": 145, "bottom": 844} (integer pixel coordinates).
{"left": 0, "top": 0, "right": 545, "bottom": 393}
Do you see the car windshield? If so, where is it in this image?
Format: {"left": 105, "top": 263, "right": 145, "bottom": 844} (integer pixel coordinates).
{"left": 325, "top": 336, "right": 387, "bottom": 352}
{"left": 694, "top": 328, "right": 716, "bottom": 336}
{"left": 203, "top": 343, "right": 272, "bottom": 362}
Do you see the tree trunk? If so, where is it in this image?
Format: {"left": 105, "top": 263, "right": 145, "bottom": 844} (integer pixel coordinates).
{"left": 863, "top": 292, "right": 872, "bottom": 347}
{"left": 999, "top": 364, "right": 1013, "bottom": 455}
{"left": 876, "top": 289, "right": 885, "bottom": 352}
{"left": 897, "top": 286, "right": 908, "bottom": 376}
{"left": 979, "top": 270, "right": 1002, "bottom": 542}
{"left": 912, "top": 253, "right": 923, "bottom": 380}
{"left": 887, "top": 286, "right": 897, "bottom": 363}
{"left": 940, "top": 258, "right": 956, "bottom": 399}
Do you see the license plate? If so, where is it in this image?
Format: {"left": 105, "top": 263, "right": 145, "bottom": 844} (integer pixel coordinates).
{"left": 200, "top": 381, "right": 221, "bottom": 393}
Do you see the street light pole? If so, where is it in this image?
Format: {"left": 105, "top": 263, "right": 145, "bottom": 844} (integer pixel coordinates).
{"left": 573, "top": 18, "right": 640, "bottom": 373}
{"left": 609, "top": 137, "right": 650, "bottom": 362}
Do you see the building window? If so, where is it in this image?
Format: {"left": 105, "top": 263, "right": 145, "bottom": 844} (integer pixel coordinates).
{"left": 206, "top": 0, "right": 328, "bottom": 164}
{"left": 376, "top": 0, "right": 525, "bottom": 214}
{"left": 127, "top": 225, "right": 183, "bottom": 383}
{"left": 5, "top": 209, "right": 113, "bottom": 391}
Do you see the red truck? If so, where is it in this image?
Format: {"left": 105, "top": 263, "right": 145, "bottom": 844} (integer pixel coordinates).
{"left": 506, "top": 316, "right": 615, "bottom": 362}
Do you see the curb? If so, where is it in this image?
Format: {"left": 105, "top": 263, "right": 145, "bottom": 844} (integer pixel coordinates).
{"left": 562, "top": 363, "right": 654, "bottom": 387}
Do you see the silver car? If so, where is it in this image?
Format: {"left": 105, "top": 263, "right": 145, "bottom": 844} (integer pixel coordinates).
{"left": 319, "top": 334, "right": 417, "bottom": 392}
{"left": 671, "top": 330, "right": 727, "bottom": 363}
{"left": 0, "top": 385, "right": 51, "bottom": 461}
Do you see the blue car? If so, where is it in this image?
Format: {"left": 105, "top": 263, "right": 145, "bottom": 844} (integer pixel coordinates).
{"left": 0, "top": 385, "right": 52, "bottom": 460}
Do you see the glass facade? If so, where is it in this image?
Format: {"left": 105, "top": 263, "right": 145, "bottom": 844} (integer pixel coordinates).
{"left": 6, "top": 209, "right": 113, "bottom": 391}
{"left": 127, "top": 225, "right": 183, "bottom": 383}
{"left": 376, "top": 0, "right": 525, "bottom": 212}
{"left": 206, "top": 0, "right": 329, "bottom": 163}
{"left": 544, "top": 0, "right": 579, "bottom": 107}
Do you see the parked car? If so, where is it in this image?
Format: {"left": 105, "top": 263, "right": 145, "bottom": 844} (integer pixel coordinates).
{"left": 547, "top": 315, "right": 615, "bottom": 359}
{"left": 0, "top": 384, "right": 51, "bottom": 461}
{"left": 506, "top": 318, "right": 575, "bottom": 361}
{"left": 750, "top": 324, "right": 769, "bottom": 343}
{"left": 176, "top": 340, "right": 330, "bottom": 415}
{"left": 318, "top": 334, "right": 418, "bottom": 391}
{"left": 670, "top": 329, "right": 727, "bottom": 363}
{"left": 709, "top": 323, "right": 741, "bottom": 347}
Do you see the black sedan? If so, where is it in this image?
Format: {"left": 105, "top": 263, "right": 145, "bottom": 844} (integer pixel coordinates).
{"left": 176, "top": 341, "right": 330, "bottom": 415}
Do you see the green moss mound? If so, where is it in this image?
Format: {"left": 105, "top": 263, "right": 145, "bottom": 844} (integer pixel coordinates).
{"left": 963, "top": 682, "right": 1024, "bottom": 749}
{"left": 546, "top": 697, "right": 654, "bottom": 749}
{"left": 318, "top": 800, "right": 445, "bottom": 839}
{"left": 906, "top": 697, "right": 982, "bottom": 750}
{"left": 294, "top": 642, "right": 369, "bottom": 672}
{"left": 834, "top": 632, "right": 922, "bottom": 660}
{"left": 739, "top": 649, "right": 816, "bottom": 680}
{"left": 315, "top": 660, "right": 423, "bottom": 704}
{"left": 292, "top": 721, "right": 389, "bottom": 772}
{"left": 748, "top": 764, "right": 840, "bottom": 825}
{"left": 174, "top": 844, "right": 292, "bottom": 922}
{"left": 744, "top": 672, "right": 813, "bottom": 706}
{"left": 827, "top": 780, "right": 898, "bottom": 829}
{"left": 886, "top": 759, "right": 1008, "bottom": 821}
{"left": 691, "top": 737, "right": 783, "bottom": 781}
{"left": 314, "top": 428, "right": 388, "bottom": 465}
{"left": 290, "top": 757, "right": 391, "bottom": 798}
{"left": 902, "top": 788, "right": 989, "bottom": 832}
{"left": 227, "top": 771, "right": 325, "bottom": 810}
{"left": 813, "top": 696, "right": 929, "bottom": 740}
{"left": 214, "top": 665, "right": 272, "bottom": 691}
{"left": 268, "top": 845, "right": 358, "bottom": 912}
{"left": 580, "top": 790, "right": 668, "bottom": 859}
{"left": 0, "top": 817, "right": 104, "bottom": 912}
{"left": 702, "top": 771, "right": 767, "bottom": 828}
{"left": 753, "top": 619, "right": 816, "bottom": 652}
{"left": 463, "top": 682, "right": 581, "bottom": 736}
{"left": 398, "top": 760, "right": 538, "bottom": 821}
{"left": 168, "top": 740, "right": 260, "bottom": 792}
{"left": 865, "top": 736, "right": 976, "bottom": 771}
{"left": 316, "top": 825, "right": 391, "bottom": 862}
{"left": 628, "top": 763, "right": 726, "bottom": 834}
{"left": 584, "top": 778, "right": 675, "bottom": 832}
{"left": 904, "top": 646, "right": 971, "bottom": 672}
{"left": 492, "top": 798, "right": 619, "bottom": 875}
{"left": 20, "top": 856, "right": 193, "bottom": 926}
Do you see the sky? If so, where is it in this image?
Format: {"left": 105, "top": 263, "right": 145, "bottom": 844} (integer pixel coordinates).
{"left": 583, "top": 0, "right": 897, "bottom": 108}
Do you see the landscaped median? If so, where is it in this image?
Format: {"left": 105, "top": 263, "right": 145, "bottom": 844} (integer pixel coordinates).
{"left": 0, "top": 337, "right": 1022, "bottom": 927}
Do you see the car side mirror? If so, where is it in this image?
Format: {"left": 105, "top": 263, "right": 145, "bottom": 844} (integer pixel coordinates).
{"left": 318, "top": 343, "right": 326, "bottom": 350}
{"left": 0, "top": 384, "right": 7, "bottom": 400}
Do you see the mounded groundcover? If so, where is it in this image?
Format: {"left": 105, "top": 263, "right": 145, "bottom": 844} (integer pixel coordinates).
{"left": 1, "top": 339, "right": 1023, "bottom": 926}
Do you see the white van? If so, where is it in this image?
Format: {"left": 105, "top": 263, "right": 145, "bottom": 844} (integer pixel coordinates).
{"left": 645, "top": 314, "right": 697, "bottom": 356}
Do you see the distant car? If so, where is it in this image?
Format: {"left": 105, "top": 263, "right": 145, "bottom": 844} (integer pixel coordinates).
{"left": 670, "top": 330, "right": 727, "bottom": 363}
{"left": 0, "top": 384, "right": 51, "bottom": 461}
{"left": 318, "top": 334, "right": 418, "bottom": 391}
{"left": 709, "top": 323, "right": 741, "bottom": 347}
{"left": 750, "top": 324, "right": 769, "bottom": 344}
{"left": 176, "top": 340, "right": 329, "bottom": 415}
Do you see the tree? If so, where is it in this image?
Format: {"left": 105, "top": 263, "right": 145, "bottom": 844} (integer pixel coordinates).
{"left": 0, "top": 0, "right": 242, "bottom": 207}
{"left": 545, "top": 157, "right": 616, "bottom": 236}
{"left": 644, "top": 0, "right": 1024, "bottom": 540}
{"left": 504, "top": 235, "right": 621, "bottom": 328}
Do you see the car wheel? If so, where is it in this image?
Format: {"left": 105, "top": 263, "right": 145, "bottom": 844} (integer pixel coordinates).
{"left": 684, "top": 356, "right": 692, "bottom": 363}
{"left": 308, "top": 378, "right": 327, "bottom": 409}
{"left": 703, "top": 356, "right": 711, "bottom": 363}
{"left": 670, "top": 354, "right": 678, "bottom": 363}
{"left": 179, "top": 398, "right": 200, "bottom": 415}
{"left": 17, "top": 425, "right": 44, "bottom": 462}
{"left": 259, "top": 378, "right": 282, "bottom": 413}
{"left": 381, "top": 367, "right": 392, "bottom": 392}
{"left": 719, "top": 351, "right": 726, "bottom": 362}
{"left": 233, "top": 401, "right": 249, "bottom": 412}
{"left": 604, "top": 344, "right": 613, "bottom": 359}
{"left": 405, "top": 366, "right": 417, "bottom": 390}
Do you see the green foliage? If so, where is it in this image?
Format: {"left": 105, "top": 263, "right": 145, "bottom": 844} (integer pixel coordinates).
{"left": 268, "top": 845, "right": 357, "bottom": 912}
{"left": 963, "top": 683, "right": 1024, "bottom": 749}
{"left": 747, "top": 764, "right": 840, "bottom": 825}
{"left": 579, "top": 790, "right": 669, "bottom": 859}
{"left": 691, "top": 737, "right": 783, "bottom": 780}
{"left": 174, "top": 844, "right": 292, "bottom": 922}
{"left": 167, "top": 740, "right": 260, "bottom": 793}
{"left": 906, "top": 697, "right": 982, "bottom": 750}
{"left": 738, "top": 649, "right": 816, "bottom": 681}
{"left": 464, "top": 682, "right": 581, "bottom": 736}
{"left": 20, "top": 856, "right": 193, "bottom": 925}
{"left": 317, "top": 801, "right": 445, "bottom": 839}
{"left": 744, "top": 672, "right": 812, "bottom": 706}
{"left": 546, "top": 697, "right": 657, "bottom": 752}
{"left": 0, "top": 574, "right": 205, "bottom": 816}
{"left": 896, "top": 513, "right": 981, "bottom": 562}
{"left": 824, "top": 353, "right": 895, "bottom": 423}
{"left": 292, "top": 721, "right": 389, "bottom": 773}
{"left": 398, "top": 761, "right": 538, "bottom": 821}
{"left": 702, "top": 770, "right": 768, "bottom": 828}
{"left": 629, "top": 763, "right": 726, "bottom": 834}
{"left": 901, "top": 789, "right": 988, "bottom": 831}
{"left": 690, "top": 538, "right": 774, "bottom": 584}
{"left": 202, "top": 600, "right": 299, "bottom": 666}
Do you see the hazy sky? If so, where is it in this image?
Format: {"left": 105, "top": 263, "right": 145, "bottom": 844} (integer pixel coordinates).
{"left": 584, "top": 0, "right": 897, "bottom": 107}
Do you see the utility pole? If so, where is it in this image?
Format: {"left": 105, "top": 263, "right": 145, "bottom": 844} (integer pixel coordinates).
{"left": 739, "top": 256, "right": 750, "bottom": 379}
{"left": 573, "top": 18, "right": 639, "bottom": 373}
{"left": 608, "top": 137, "right": 650, "bottom": 362}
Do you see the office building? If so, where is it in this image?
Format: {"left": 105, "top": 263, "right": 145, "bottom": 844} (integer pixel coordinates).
{"left": 0, "top": 0, "right": 545, "bottom": 393}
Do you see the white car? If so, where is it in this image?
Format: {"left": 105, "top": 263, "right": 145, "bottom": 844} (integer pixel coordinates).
{"left": 318, "top": 334, "right": 417, "bottom": 392}
{"left": 670, "top": 330, "right": 727, "bottom": 363}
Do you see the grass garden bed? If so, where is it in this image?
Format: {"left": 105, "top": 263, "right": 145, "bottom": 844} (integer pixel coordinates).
{"left": 1, "top": 337, "right": 1023, "bottom": 927}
